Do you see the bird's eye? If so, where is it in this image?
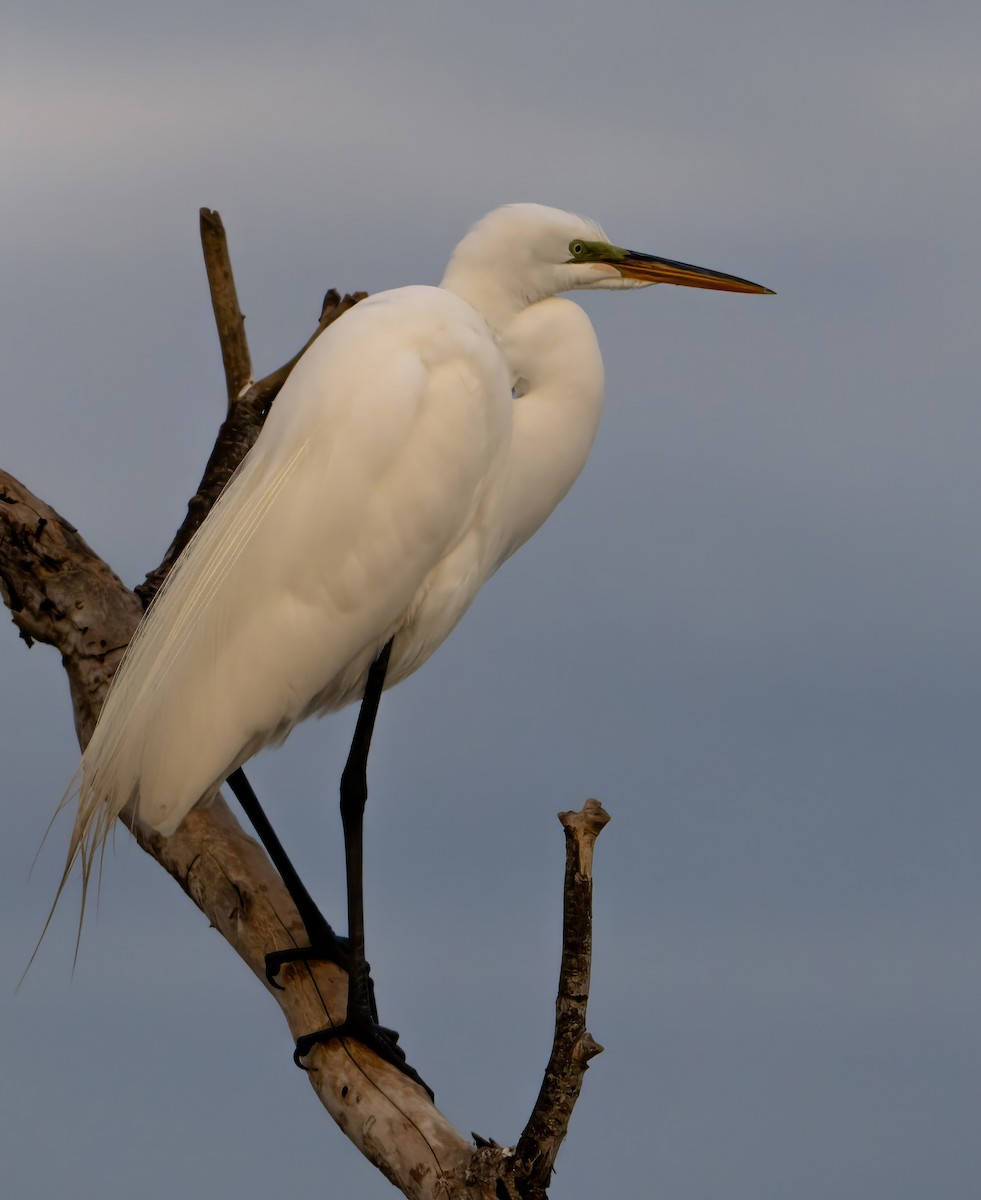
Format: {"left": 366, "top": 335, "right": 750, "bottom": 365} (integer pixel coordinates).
{"left": 571, "top": 241, "right": 586, "bottom": 257}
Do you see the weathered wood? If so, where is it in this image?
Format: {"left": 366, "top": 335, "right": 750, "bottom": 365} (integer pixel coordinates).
{"left": 0, "top": 472, "right": 143, "bottom": 744}
{"left": 511, "top": 801, "right": 609, "bottom": 1198}
{"left": 200, "top": 208, "right": 253, "bottom": 411}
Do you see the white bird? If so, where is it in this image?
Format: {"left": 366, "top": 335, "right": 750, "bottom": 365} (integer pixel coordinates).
{"left": 60, "top": 203, "right": 772, "bottom": 1087}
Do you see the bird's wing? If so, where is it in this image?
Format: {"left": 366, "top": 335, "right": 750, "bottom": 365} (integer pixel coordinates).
{"left": 67, "top": 286, "right": 510, "bottom": 878}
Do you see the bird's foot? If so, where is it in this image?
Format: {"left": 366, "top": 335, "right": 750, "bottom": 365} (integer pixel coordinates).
{"left": 264, "top": 907, "right": 356, "bottom": 989}
{"left": 266, "top": 916, "right": 431, "bottom": 1097}
{"left": 294, "top": 1014, "right": 433, "bottom": 1100}
{"left": 265, "top": 934, "right": 353, "bottom": 990}
{"left": 293, "top": 956, "right": 433, "bottom": 1098}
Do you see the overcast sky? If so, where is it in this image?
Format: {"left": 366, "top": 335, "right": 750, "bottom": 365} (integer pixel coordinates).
{"left": 3, "top": 2, "right": 981, "bottom": 1198}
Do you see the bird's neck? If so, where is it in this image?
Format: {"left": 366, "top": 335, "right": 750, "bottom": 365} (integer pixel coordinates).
{"left": 439, "top": 264, "right": 541, "bottom": 340}
{"left": 494, "top": 299, "right": 605, "bottom": 565}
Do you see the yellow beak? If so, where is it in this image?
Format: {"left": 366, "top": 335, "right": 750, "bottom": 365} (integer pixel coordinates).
{"left": 616, "top": 251, "right": 774, "bottom": 294}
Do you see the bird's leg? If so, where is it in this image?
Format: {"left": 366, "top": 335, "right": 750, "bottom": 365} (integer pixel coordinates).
{"left": 226, "top": 767, "right": 351, "bottom": 989}
{"left": 338, "top": 638, "right": 393, "bottom": 1034}
{"left": 292, "top": 638, "right": 433, "bottom": 1097}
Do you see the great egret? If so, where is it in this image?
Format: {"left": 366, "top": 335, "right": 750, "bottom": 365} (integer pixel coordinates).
{"left": 61, "top": 203, "right": 772, "bottom": 1089}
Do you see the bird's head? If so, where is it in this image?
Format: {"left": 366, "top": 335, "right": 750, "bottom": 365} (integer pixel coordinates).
{"left": 441, "top": 203, "right": 773, "bottom": 333}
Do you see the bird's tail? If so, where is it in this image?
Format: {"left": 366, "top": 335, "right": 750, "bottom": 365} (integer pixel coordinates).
{"left": 21, "top": 677, "right": 144, "bottom": 983}
{"left": 20, "top": 768, "right": 92, "bottom": 983}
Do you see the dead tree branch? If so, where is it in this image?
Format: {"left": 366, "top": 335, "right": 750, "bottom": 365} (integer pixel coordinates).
{"left": 1, "top": 211, "right": 609, "bottom": 1199}
{"left": 200, "top": 208, "right": 253, "bottom": 411}
{"left": 512, "top": 802, "right": 609, "bottom": 1195}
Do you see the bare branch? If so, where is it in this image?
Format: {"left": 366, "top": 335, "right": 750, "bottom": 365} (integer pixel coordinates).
{"left": 456, "top": 802, "right": 610, "bottom": 1200}
{"left": 200, "top": 208, "right": 253, "bottom": 411}
{"left": 513, "top": 801, "right": 609, "bottom": 1195}
{"left": 0, "top": 471, "right": 142, "bottom": 745}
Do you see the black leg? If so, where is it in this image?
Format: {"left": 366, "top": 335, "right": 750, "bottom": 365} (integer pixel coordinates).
{"left": 339, "top": 637, "right": 393, "bottom": 1027}
{"left": 292, "top": 638, "right": 432, "bottom": 1097}
{"left": 226, "top": 767, "right": 348, "bottom": 987}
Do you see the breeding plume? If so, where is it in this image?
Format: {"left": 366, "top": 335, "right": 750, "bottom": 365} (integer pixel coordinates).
{"left": 62, "top": 203, "right": 772, "bottom": 1088}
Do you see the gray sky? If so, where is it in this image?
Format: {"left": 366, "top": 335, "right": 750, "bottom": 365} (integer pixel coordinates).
{"left": 3, "top": 2, "right": 981, "bottom": 1197}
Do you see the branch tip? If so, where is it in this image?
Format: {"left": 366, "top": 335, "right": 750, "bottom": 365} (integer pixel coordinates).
{"left": 558, "top": 799, "right": 609, "bottom": 879}
{"left": 558, "top": 798, "right": 610, "bottom": 838}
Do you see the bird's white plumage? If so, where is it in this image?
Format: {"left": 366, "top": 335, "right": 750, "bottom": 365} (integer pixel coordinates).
{"left": 63, "top": 201, "right": 766, "bottom": 903}
{"left": 63, "top": 205, "right": 622, "bottom": 893}
{"left": 75, "top": 286, "right": 516, "bottom": 843}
